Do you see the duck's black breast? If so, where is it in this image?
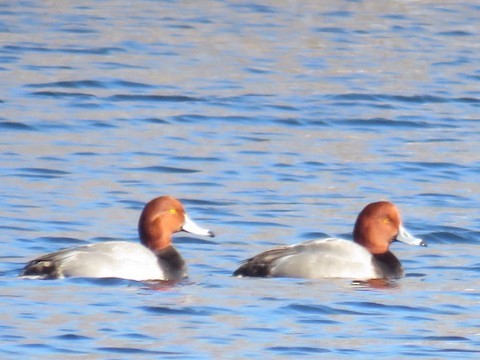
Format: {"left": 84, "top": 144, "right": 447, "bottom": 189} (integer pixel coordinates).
{"left": 155, "top": 246, "right": 187, "bottom": 281}
{"left": 372, "top": 251, "right": 404, "bottom": 279}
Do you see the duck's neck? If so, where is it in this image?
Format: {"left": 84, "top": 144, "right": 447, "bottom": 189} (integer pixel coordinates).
{"left": 144, "top": 233, "right": 172, "bottom": 252}
{"left": 155, "top": 245, "right": 187, "bottom": 281}
{"left": 372, "top": 251, "right": 404, "bottom": 279}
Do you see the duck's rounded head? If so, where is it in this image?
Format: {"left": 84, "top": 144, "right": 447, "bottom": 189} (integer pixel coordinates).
{"left": 138, "top": 196, "right": 214, "bottom": 251}
{"left": 353, "top": 201, "right": 425, "bottom": 254}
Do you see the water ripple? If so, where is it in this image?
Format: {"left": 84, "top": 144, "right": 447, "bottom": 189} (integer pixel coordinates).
{"left": 124, "top": 166, "right": 200, "bottom": 174}
{"left": 97, "top": 347, "right": 180, "bottom": 355}
{"left": 327, "top": 93, "right": 480, "bottom": 104}
{"left": 339, "top": 301, "right": 461, "bottom": 316}
{"left": 4, "top": 44, "right": 125, "bottom": 55}
{"left": 108, "top": 94, "right": 201, "bottom": 102}
{"left": 283, "top": 303, "right": 370, "bottom": 316}
{"left": 32, "top": 236, "right": 86, "bottom": 246}
{"left": 30, "top": 91, "right": 95, "bottom": 99}
{"left": 53, "top": 334, "right": 92, "bottom": 341}
{"left": 267, "top": 346, "right": 330, "bottom": 355}
{"left": 26, "top": 80, "right": 154, "bottom": 89}
{"left": 0, "top": 121, "right": 36, "bottom": 131}
{"left": 14, "top": 167, "right": 70, "bottom": 179}
{"left": 140, "top": 306, "right": 211, "bottom": 316}
{"left": 337, "top": 117, "right": 433, "bottom": 129}
{"left": 426, "top": 229, "right": 480, "bottom": 244}
{"left": 173, "top": 114, "right": 253, "bottom": 124}
{"left": 437, "top": 31, "right": 474, "bottom": 37}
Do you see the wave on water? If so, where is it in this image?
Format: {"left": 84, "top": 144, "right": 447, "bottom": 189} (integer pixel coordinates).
{"left": 0, "top": 121, "right": 36, "bottom": 131}
{"left": 326, "top": 93, "right": 480, "bottom": 104}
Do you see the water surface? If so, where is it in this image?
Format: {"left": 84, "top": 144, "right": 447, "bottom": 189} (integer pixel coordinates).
{"left": 1, "top": 1, "right": 480, "bottom": 358}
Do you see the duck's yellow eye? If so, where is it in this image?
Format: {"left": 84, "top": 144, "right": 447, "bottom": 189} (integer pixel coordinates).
{"left": 169, "top": 209, "right": 177, "bottom": 215}
{"left": 382, "top": 217, "right": 390, "bottom": 224}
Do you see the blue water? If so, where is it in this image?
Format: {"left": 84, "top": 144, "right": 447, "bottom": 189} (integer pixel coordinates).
{"left": 1, "top": 0, "right": 480, "bottom": 358}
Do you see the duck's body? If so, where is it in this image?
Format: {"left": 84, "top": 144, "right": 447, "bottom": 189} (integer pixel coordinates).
{"left": 21, "top": 196, "right": 214, "bottom": 281}
{"left": 234, "top": 238, "right": 391, "bottom": 279}
{"left": 234, "top": 201, "right": 425, "bottom": 280}
{"left": 20, "top": 242, "right": 185, "bottom": 281}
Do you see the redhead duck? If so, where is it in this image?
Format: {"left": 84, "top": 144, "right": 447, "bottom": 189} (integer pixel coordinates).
{"left": 20, "top": 196, "right": 215, "bottom": 281}
{"left": 233, "top": 201, "right": 426, "bottom": 280}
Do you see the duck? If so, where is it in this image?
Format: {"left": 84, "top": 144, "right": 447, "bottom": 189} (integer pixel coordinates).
{"left": 20, "top": 195, "right": 215, "bottom": 281}
{"left": 233, "top": 201, "right": 426, "bottom": 280}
